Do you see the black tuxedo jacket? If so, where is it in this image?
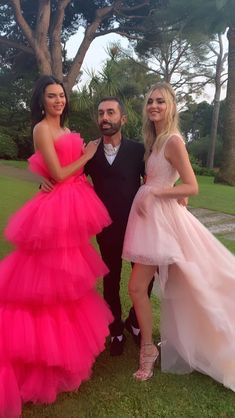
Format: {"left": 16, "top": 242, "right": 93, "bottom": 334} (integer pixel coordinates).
{"left": 85, "top": 137, "right": 145, "bottom": 226}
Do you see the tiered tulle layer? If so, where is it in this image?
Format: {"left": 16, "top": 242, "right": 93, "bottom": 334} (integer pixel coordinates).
{"left": 5, "top": 177, "right": 111, "bottom": 249}
{"left": 0, "top": 175, "right": 112, "bottom": 416}
{"left": 0, "top": 244, "right": 109, "bottom": 304}
{"left": 123, "top": 192, "right": 235, "bottom": 391}
{"left": 0, "top": 293, "right": 112, "bottom": 418}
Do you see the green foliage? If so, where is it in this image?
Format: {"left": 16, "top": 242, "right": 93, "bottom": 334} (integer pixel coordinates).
{"left": 157, "top": 0, "right": 231, "bottom": 34}
{"left": 16, "top": 134, "right": 34, "bottom": 159}
{"left": 180, "top": 100, "right": 225, "bottom": 169}
{"left": 133, "top": 9, "right": 216, "bottom": 102}
{"left": 156, "top": 0, "right": 235, "bottom": 185}
{"left": 0, "top": 132, "right": 18, "bottom": 159}
{"left": 0, "top": 69, "right": 33, "bottom": 159}
{"left": 70, "top": 49, "right": 158, "bottom": 140}
{"left": 122, "top": 99, "right": 142, "bottom": 141}
{"left": 180, "top": 101, "right": 213, "bottom": 139}
{"left": 189, "top": 154, "right": 215, "bottom": 176}
{"left": 0, "top": 0, "right": 156, "bottom": 89}
{"left": 188, "top": 135, "right": 223, "bottom": 167}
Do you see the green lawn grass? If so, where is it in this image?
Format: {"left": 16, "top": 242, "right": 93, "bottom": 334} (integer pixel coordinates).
{"left": 216, "top": 236, "right": 235, "bottom": 253}
{"left": 189, "top": 176, "right": 235, "bottom": 215}
{"left": 0, "top": 176, "right": 36, "bottom": 257}
{"left": 0, "top": 174, "right": 235, "bottom": 418}
{"left": 0, "top": 159, "right": 28, "bottom": 169}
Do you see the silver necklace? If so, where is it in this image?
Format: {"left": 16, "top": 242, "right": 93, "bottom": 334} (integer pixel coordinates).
{"left": 103, "top": 143, "right": 120, "bottom": 156}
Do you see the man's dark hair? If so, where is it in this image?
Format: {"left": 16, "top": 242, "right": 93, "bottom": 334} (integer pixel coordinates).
{"left": 98, "top": 96, "right": 126, "bottom": 115}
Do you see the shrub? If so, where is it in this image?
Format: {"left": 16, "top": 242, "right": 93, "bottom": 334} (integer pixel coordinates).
{"left": 187, "top": 135, "right": 223, "bottom": 167}
{"left": 0, "top": 132, "right": 18, "bottom": 159}
{"left": 16, "top": 134, "right": 34, "bottom": 159}
{"left": 189, "top": 154, "right": 215, "bottom": 177}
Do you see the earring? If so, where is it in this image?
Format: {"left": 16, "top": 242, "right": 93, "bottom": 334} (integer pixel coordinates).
{"left": 39, "top": 103, "right": 45, "bottom": 115}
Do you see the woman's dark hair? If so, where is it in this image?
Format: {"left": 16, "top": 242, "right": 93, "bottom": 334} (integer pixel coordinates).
{"left": 30, "top": 75, "right": 69, "bottom": 129}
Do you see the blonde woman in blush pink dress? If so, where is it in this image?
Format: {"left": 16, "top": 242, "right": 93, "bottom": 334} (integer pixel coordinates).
{"left": 122, "top": 81, "right": 235, "bottom": 391}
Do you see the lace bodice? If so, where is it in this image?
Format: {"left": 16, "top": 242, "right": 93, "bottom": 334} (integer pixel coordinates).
{"left": 145, "top": 135, "right": 182, "bottom": 188}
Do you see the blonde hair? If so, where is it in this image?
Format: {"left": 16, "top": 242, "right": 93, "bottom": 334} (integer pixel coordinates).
{"left": 142, "top": 81, "right": 180, "bottom": 160}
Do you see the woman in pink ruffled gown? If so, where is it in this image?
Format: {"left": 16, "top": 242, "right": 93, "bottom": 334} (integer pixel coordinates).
{"left": 122, "top": 81, "right": 235, "bottom": 390}
{"left": 0, "top": 75, "right": 113, "bottom": 417}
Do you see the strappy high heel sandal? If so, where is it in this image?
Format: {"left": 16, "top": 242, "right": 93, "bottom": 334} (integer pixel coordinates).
{"left": 133, "top": 343, "right": 159, "bottom": 381}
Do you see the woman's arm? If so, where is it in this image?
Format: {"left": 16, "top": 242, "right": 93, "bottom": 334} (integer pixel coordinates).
{"left": 152, "top": 135, "right": 199, "bottom": 199}
{"left": 34, "top": 124, "right": 99, "bottom": 182}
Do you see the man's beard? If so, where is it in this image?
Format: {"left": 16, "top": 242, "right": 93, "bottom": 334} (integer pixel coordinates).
{"left": 99, "top": 121, "right": 122, "bottom": 136}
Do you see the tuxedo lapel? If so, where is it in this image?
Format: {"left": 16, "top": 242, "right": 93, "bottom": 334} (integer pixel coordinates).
{"left": 110, "top": 138, "right": 127, "bottom": 168}
{"left": 94, "top": 141, "right": 110, "bottom": 168}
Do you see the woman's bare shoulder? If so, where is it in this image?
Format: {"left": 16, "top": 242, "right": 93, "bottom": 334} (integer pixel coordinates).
{"left": 168, "top": 133, "right": 185, "bottom": 145}
{"left": 33, "top": 120, "right": 50, "bottom": 136}
{"left": 165, "top": 134, "right": 186, "bottom": 160}
{"left": 33, "top": 121, "right": 52, "bottom": 149}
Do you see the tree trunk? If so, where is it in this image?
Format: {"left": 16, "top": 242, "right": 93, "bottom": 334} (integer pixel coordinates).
{"left": 207, "top": 93, "right": 221, "bottom": 168}
{"left": 207, "top": 35, "right": 223, "bottom": 169}
{"left": 34, "top": 46, "right": 52, "bottom": 74}
{"left": 63, "top": 10, "right": 111, "bottom": 95}
{"left": 5, "top": 1, "right": 151, "bottom": 96}
{"left": 215, "top": 26, "right": 235, "bottom": 186}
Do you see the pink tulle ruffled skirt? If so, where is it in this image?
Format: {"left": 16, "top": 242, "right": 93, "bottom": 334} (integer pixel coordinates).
{"left": 0, "top": 147, "right": 113, "bottom": 417}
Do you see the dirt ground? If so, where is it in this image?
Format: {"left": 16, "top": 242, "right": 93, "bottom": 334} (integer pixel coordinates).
{"left": 0, "top": 161, "right": 39, "bottom": 182}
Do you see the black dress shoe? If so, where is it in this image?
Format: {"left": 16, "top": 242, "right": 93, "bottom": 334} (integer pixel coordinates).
{"left": 110, "top": 335, "right": 126, "bottom": 356}
{"left": 124, "top": 318, "right": 141, "bottom": 347}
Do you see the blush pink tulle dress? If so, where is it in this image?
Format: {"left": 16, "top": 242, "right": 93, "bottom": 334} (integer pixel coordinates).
{"left": 123, "top": 134, "right": 235, "bottom": 391}
{"left": 0, "top": 132, "right": 113, "bottom": 418}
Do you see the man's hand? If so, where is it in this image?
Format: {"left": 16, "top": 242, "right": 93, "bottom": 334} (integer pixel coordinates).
{"left": 177, "top": 197, "right": 188, "bottom": 206}
{"left": 40, "top": 178, "right": 55, "bottom": 193}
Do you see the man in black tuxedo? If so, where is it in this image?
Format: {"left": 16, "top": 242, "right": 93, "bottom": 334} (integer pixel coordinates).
{"left": 41, "top": 96, "right": 153, "bottom": 356}
{"left": 85, "top": 97, "right": 153, "bottom": 356}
